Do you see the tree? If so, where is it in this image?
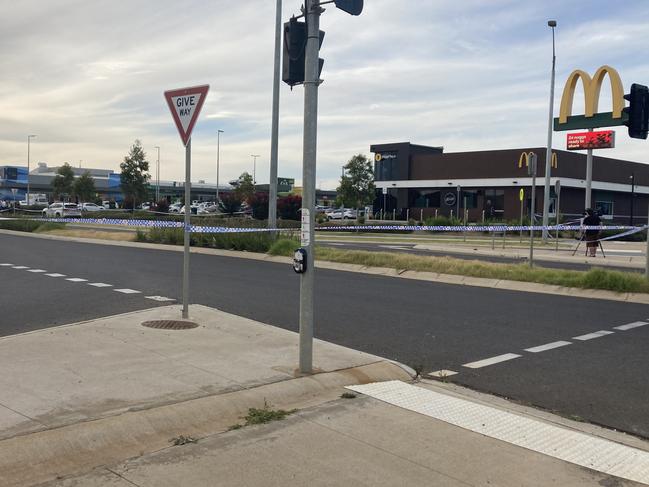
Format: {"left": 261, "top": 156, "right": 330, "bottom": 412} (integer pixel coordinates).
{"left": 218, "top": 192, "right": 243, "bottom": 215}
{"left": 277, "top": 194, "right": 302, "bottom": 220}
{"left": 234, "top": 172, "right": 255, "bottom": 202}
{"left": 248, "top": 192, "right": 269, "bottom": 220}
{"left": 52, "top": 163, "right": 75, "bottom": 199}
{"left": 336, "top": 154, "right": 376, "bottom": 209}
{"left": 73, "top": 171, "right": 96, "bottom": 202}
{"left": 120, "top": 140, "right": 150, "bottom": 209}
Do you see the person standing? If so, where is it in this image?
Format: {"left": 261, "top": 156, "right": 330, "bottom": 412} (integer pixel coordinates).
{"left": 582, "top": 208, "right": 602, "bottom": 257}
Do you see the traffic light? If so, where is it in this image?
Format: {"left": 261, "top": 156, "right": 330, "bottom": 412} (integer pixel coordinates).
{"left": 282, "top": 18, "right": 325, "bottom": 87}
{"left": 623, "top": 83, "right": 649, "bottom": 140}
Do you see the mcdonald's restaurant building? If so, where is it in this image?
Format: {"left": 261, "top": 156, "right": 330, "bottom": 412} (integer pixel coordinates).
{"left": 371, "top": 142, "right": 649, "bottom": 224}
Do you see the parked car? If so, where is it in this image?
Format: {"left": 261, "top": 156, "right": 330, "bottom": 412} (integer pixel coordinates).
{"left": 169, "top": 202, "right": 182, "bottom": 213}
{"left": 80, "top": 202, "right": 105, "bottom": 212}
{"left": 43, "top": 203, "right": 82, "bottom": 218}
{"left": 327, "top": 208, "right": 357, "bottom": 220}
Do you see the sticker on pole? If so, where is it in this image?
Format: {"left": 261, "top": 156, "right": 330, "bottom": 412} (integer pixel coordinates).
{"left": 164, "top": 85, "right": 210, "bottom": 146}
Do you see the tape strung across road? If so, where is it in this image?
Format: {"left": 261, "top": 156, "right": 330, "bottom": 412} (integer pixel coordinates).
{"left": 27, "top": 218, "right": 649, "bottom": 241}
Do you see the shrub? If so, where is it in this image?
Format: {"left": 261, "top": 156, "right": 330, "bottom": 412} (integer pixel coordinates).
{"left": 268, "top": 237, "right": 300, "bottom": 256}
{"left": 249, "top": 192, "right": 269, "bottom": 220}
{"left": 278, "top": 195, "right": 301, "bottom": 220}
{"left": 0, "top": 219, "right": 65, "bottom": 233}
{"left": 155, "top": 199, "right": 170, "bottom": 213}
{"left": 219, "top": 193, "right": 243, "bottom": 215}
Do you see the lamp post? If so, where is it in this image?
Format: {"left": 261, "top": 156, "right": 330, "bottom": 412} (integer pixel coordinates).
{"left": 251, "top": 154, "right": 260, "bottom": 185}
{"left": 27, "top": 134, "right": 36, "bottom": 206}
{"left": 154, "top": 146, "right": 160, "bottom": 203}
{"left": 630, "top": 173, "right": 635, "bottom": 226}
{"left": 216, "top": 130, "right": 223, "bottom": 202}
{"left": 542, "top": 20, "right": 557, "bottom": 242}
{"left": 268, "top": 0, "right": 282, "bottom": 231}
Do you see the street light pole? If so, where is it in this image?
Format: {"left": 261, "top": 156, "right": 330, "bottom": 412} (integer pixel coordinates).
{"left": 630, "top": 173, "right": 635, "bottom": 226}
{"left": 154, "top": 146, "right": 160, "bottom": 203}
{"left": 27, "top": 134, "right": 36, "bottom": 206}
{"left": 251, "top": 154, "right": 260, "bottom": 185}
{"left": 268, "top": 0, "right": 282, "bottom": 231}
{"left": 216, "top": 130, "right": 223, "bottom": 202}
{"left": 542, "top": 20, "right": 557, "bottom": 242}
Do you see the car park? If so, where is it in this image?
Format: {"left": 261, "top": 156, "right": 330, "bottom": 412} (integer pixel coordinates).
{"left": 42, "top": 203, "right": 82, "bottom": 218}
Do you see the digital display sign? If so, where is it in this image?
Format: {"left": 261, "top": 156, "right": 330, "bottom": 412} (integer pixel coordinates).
{"left": 567, "top": 130, "right": 615, "bottom": 150}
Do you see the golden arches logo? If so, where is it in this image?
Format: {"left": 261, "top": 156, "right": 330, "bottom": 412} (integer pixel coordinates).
{"left": 518, "top": 151, "right": 557, "bottom": 169}
{"left": 558, "top": 65, "right": 624, "bottom": 124}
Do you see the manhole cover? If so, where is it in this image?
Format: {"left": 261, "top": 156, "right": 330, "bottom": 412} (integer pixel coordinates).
{"left": 141, "top": 320, "right": 199, "bottom": 330}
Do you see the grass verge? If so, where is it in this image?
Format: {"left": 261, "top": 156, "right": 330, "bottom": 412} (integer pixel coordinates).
{"left": 311, "top": 248, "right": 649, "bottom": 294}
{"left": 0, "top": 219, "right": 65, "bottom": 233}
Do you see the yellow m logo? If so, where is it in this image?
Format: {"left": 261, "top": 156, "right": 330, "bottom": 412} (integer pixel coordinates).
{"left": 558, "top": 65, "right": 624, "bottom": 124}
{"left": 518, "top": 151, "right": 556, "bottom": 168}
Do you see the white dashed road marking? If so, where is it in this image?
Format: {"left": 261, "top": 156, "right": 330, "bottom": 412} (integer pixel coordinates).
{"left": 572, "top": 330, "right": 614, "bottom": 341}
{"left": 0, "top": 263, "right": 13, "bottom": 266}
{"left": 45, "top": 273, "right": 66, "bottom": 277}
{"left": 66, "top": 278, "right": 88, "bottom": 283}
{"left": 524, "top": 341, "right": 572, "bottom": 353}
{"left": 428, "top": 370, "right": 458, "bottom": 378}
{"left": 88, "top": 283, "right": 112, "bottom": 288}
{"left": 462, "top": 353, "right": 522, "bottom": 369}
{"left": 27, "top": 269, "right": 47, "bottom": 273}
{"left": 347, "top": 381, "right": 649, "bottom": 486}
{"left": 114, "top": 288, "right": 141, "bottom": 294}
{"left": 12, "top": 266, "right": 29, "bottom": 269}
{"left": 613, "top": 321, "right": 648, "bottom": 331}
{"left": 145, "top": 296, "right": 175, "bottom": 302}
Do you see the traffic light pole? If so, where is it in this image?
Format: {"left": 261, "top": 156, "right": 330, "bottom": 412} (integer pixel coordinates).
{"left": 299, "top": 0, "right": 321, "bottom": 374}
{"left": 585, "top": 128, "right": 593, "bottom": 209}
{"left": 268, "top": 0, "right": 282, "bottom": 231}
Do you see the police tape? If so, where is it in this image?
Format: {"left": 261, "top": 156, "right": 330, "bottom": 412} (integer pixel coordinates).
{"left": 35, "top": 218, "right": 647, "bottom": 234}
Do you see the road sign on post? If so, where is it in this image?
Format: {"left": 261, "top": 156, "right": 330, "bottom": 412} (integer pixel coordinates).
{"left": 164, "top": 85, "right": 210, "bottom": 319}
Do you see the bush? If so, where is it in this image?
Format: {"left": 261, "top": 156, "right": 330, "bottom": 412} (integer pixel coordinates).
{"left": 155, "top": 199, "right": 170, "bottom": 213}
{"left": 249, "top": 192, "right": 269, "bottom": 220}
{"left": 278, "top": 195, "right": 301, "bottom": 220}
{"left": 268, "top": 237, "right": 300, "bottom": 256}
{"left": 219, "top": 193, "right": 243, "bottom": 215}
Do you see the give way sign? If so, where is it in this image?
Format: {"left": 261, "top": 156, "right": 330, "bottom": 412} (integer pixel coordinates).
{"left": 164, "top": 85, "right": 210, "bottom": 146}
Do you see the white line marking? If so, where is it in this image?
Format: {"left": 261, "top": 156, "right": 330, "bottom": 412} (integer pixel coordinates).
{"left": 27, "top": 269, "right": 47, "bottom": 273}
{"left": 462, "top": 353, "right": 522, "bottom": 369}
{"left": 614, "top": 321, "right": 649, "bottom": 331}
{"left": 88, "top": 283, "right": 113, "bottom": 288}
{"left": 428, "top": 370, "right": 458, "bottom": 378}
{"left": 379, "top": 245, "right": 412, "bottom": 250}
{"left": 145, "top": 296, "right": 175, "bottom": 302}
{"left": 524, "top": 341, "right": 572, "bottom": 353}
{"left": 0, "top": 263, "right": 13, "bottom": 266}
{"left": 12, "top": 266, "right": 29, "bottom": 269}
{"left": 65, "top": 278, "right": 88, "bottom": 283}
{"left": 347, "top": 381, "right": 649, "bottom": 485}
{"left": 45, "top": 273, "right": 66, "bottom": 278}
{"left": 572, "top": 330, "right": 614, "bottom": 341}
{"left": 114, "top": 288, "right": 141, "bottom": 294}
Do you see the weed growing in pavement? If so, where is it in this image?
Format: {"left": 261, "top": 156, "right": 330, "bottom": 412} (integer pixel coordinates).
{"left": 340, "top": 392, "right": 357, "bottom": 399}
{"left": 227, "top": 424, "right": 243, "bottom": 431}
{"left": 243, "top": 400, "right": 297, "bottom": 425}
{"left": 170, "top": 435, "right": 197, "bottom": 446}
{"left": 410, "top": 364, "right": 424, "bottom": 379}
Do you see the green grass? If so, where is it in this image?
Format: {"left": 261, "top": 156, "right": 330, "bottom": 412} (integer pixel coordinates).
{"left": 311, "top": 247, "right": 649, "bottom": 294}
{"left": 268, "top": 237, "right": 300, "bottom": 256}
{"left": 0, "top": 219, "right": 65, "bottom": 233}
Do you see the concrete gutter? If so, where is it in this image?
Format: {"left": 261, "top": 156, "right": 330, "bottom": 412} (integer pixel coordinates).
{"left": 1, "top": 229, "right": 647, "bottom": 304}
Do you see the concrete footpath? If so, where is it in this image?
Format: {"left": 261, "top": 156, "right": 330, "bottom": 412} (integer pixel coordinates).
{"left": 1, "top": 305, "right": 648, "bottom": 486}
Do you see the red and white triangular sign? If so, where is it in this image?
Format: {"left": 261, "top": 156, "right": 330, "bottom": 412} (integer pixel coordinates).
{"left": 164, "top": 85, "right": 210, "bottom": 146}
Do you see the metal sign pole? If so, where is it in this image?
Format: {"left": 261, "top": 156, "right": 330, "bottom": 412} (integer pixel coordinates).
{"left": 529, "top": 154, "right": 537, "bottom": 267}
{"left": 646, "top": 196, "right": 649, "bottom": 279}
{"left": 182, "top": 138, "right": 191, "bottom": 319}
{"left": 555, "top": 180, "right": 561, "bottom": 252}
{"left": 268, "top": 0, "right": 282, "bottom": 231}
{"left": 299, "top": 0, "right": 321, "bottom": 374}
{"left": 585, "top": 128, "right": 594, "bottom": 209}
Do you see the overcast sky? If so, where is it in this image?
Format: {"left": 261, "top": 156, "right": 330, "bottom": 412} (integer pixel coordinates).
{"left": 2, "top": 0, "right": 649, "bottom": 189}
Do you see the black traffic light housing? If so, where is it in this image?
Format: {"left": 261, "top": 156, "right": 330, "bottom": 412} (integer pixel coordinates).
{"left": 623, "top": 83, "right": 649, "bottom": 140}
{"left": 282, "top": 18, "right": 325, "bottom": 87}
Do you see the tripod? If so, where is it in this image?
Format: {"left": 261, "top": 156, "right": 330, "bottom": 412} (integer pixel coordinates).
{"left": 572, "top": 232, "right": 606, "bottom": 258}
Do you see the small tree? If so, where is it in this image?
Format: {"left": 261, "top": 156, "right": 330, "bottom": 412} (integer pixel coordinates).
{"left": 120, "top": 140, "right": 150, "bottom": 209}
{"left": 52, "top": 163, "right": 75, "bottom": 200}
{"left": 278, "top": 194, "right": 302, "bottom": 220}
{"left": 337, "top": 154, "right": 376, "bottom": 209}
{"left": 73, "top": 171, "right": 96, "bottom": 202}
{"left": 218, "top": 192, "right": 243, "bottom": 215}
{"left": 248, "top": 192, "right": 269, "bottom": 220}
{"left": 234, "top": 172, "right": 255, "bottom": 202}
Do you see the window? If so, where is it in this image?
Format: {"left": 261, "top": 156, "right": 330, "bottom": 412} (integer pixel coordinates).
{"left": 596, "top": 201, "right": 613, "bottom": 220}
{"left": 461, "top": 190, "right": 478, "bottom": 209}
{"left": 409, "top": 189, "right": 440, "bottom": 208}
{"left": 484, "top": 189, "right": 504, "bottom": 210}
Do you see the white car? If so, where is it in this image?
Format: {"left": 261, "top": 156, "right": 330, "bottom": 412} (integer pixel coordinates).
{"left": 43, "top": 203, "right": 82, "bottom": 218}
{"left": 327, "top": 209, "right": 357, "bottom": 220}
{"left": 169, "top": 203, "right": 182, "bottom": 213}
{"left": 80, "top": 202, "right": 105, "bottom": 212}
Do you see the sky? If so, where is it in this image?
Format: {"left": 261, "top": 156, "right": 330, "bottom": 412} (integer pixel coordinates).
{"left": 1, "top": 0, "right": 649, "bottom": 190}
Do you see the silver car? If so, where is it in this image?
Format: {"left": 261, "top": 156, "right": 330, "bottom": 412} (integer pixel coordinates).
{"left": 43, "top": 203, "right": 82, "bottom": 218}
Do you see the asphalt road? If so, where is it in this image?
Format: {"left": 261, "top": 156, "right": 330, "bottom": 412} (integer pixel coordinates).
{"left": 1, "top": 232, "right": 648, "bottom": 438}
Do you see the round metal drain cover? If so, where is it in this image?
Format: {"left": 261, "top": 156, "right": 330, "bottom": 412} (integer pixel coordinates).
{"left": 141, "top": 320, "right": 199, "bottom": 330}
